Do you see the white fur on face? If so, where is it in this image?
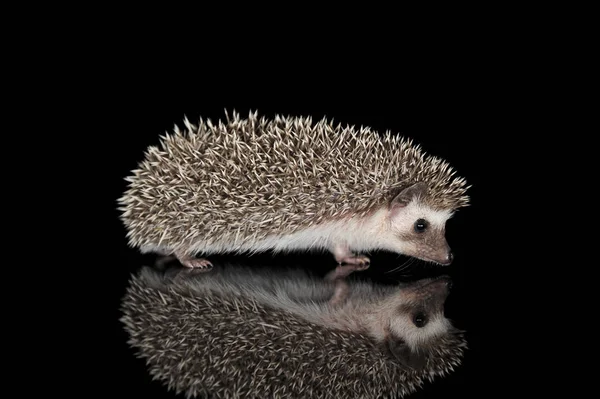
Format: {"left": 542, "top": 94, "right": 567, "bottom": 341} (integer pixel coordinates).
{"left": 390, "top": 200, "right": 453, "bottom": 235}
{"left": 361, "top": 200, "right": 453, "bottom": 256}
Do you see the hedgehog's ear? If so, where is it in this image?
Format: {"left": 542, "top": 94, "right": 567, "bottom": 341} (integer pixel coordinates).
{"left": 391, "top": 182, "right": 428, "bottom": 209}
{"left": 388, "top": 339, "right": 428, "bottom": 371}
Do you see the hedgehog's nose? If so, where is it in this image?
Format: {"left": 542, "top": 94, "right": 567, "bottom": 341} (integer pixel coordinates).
{"left": 438, "top": 251, "right": 453, "bottom": 265}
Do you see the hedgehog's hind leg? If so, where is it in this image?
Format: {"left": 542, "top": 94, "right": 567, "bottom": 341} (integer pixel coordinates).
{"left": 174, "top": 250, "right": 213, "bottom": 271}
{"left": 331, "top": 244, "right": 370, "bottom": 267}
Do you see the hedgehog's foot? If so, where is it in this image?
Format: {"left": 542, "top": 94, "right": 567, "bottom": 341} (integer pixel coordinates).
{"left": 331, "top": 245, "right": 371, "bottom": 268}
{"left": 180, "top": 258, "right": 213, "bottom": 270}
{"left": 339, "top": 255, "right": 370, "bottom": 267}
{"left": 175, "top": 252, "right": 213, "bottom": 271}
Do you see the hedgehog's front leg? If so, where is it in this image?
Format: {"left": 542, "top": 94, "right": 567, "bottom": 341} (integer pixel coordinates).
{"left": 331, "top": 244, "right": 370, "bottom": 267}
{"left": 174, "top": 250, "right": 213, "bottom": 271}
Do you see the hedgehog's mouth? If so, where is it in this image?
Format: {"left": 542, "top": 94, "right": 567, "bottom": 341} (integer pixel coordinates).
{"left": 417, "top": 251, "right": 453, "bottom": 266}
{"left": 425, "top": 257, "right": 452, "bottom": 266}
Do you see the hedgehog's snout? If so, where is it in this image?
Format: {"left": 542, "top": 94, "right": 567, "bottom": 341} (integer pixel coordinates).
{"left": 427, "top": 247, "right": 453, "bottom": 266}
{"left": 436, "top": 241, "right": 454, "bottom": 265}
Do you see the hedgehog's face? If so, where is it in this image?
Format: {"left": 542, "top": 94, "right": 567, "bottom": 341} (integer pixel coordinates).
{"left": 388, "top": 182, "right": 454, "bottom": 265}
{"left": 386, "top": 276, "right": 452, "bottom": 370}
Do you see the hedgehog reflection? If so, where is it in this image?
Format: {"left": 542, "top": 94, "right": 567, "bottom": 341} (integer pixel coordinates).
{"left": 121, "top": 262, "right": 466, "bottom": 399}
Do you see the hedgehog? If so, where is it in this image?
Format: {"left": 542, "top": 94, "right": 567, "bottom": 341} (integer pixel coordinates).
{"left": 120, "top": 262, "right": 467, "bottom": 399}
{"left": 118, "top": 110, "right": 470, "bottom": 271}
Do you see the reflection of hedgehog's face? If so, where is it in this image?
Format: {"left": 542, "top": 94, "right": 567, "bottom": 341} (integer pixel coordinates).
{"left": 386, "top": 276, "right": 453, "bottom": 370}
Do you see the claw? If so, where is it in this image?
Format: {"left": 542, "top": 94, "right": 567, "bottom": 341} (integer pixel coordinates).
{"left": 175, "top": 251, "right": 213, "bottom": 271}
{"left": 338, "top": 255, "right": 371, "bottom": 269}
{"left": 181, "top": 258, "right": 213, "bottom": 271}
{"left": 331, "top": 244, "right": 370, "bottom": 268}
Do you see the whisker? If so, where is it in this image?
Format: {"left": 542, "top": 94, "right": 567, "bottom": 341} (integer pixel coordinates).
{"left": 385, "top": 257, "right": 416, "bottom": 274}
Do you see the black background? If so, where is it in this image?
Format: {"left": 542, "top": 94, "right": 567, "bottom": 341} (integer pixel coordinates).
{"left": 18, "top": 6, "right": 582, "bottom": 393}
{"left": 94, "top": 69, "right": 521, "bottom": 398}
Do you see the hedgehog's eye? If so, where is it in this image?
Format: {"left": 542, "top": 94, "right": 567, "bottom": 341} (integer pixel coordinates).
{"left": 413, "top": 312, "right": 428, "bottom": 328}
{"left": 414, "top": 219, "right": 428, "bottom": 233}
